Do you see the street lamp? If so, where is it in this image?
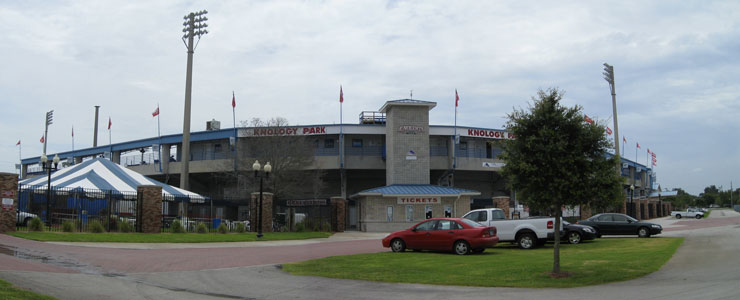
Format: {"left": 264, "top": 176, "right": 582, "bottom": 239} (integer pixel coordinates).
{"left": 41, "top": 153, "right": 60, "bottom": 228}
{"left": 252, "top": 160, "right": 271, "bottom": 238}
{"left": 629, "top": 184, "right": 635, "bottom": 218}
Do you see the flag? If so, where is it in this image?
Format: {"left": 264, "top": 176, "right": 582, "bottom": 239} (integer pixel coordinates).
{"left": 339, "top": 86, "right": 344, "bottom": 103}
{"left": 455, "top": 89, "right": 459, "bottom": 107}
{"left": 232, "top": 92, "right": 236, "bottom": 108}
{"left": 16, "top": 140, "right": 20, "bottom": 146}
{"left": 636, "top": 142, "right": 640, "bottom": 149}
{"left": 72, "top": 126, "right": 74, "bottom": 137}
{"left": 584, "top": 115, "right": 594, "bottom": 124}
{"left": 606, "top": 127, "right": 612, "bottom": 135}
{"left": 647, "top": 148, "right": 651, "bottom": 154}
{"left": 40, "top": 136, "right": 44, "bottom": 143}
{"left": 623, "top": 136, "right": 626, "bottom": 143}
{"left": 108, "top": 117, "right": 112, "bottom": 130}
{"left": 152, "top": 107, "right": 160, "bottom": 117}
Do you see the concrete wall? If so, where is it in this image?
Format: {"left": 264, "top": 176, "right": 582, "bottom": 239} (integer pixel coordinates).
{"left": 358, "top": 195, "right": 471, "bottom": 232}
{"left": 385, "top": 105, "right": 430, "bottom": 185}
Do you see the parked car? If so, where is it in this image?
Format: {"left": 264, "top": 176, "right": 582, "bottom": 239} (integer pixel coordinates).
{"left": 671, "top": 208, "right": 704, "bottom": 219}
{"left": 577, "top": 213, "right": 662, "bottom": 238}
{"left": 16, "top": 210, "right": 37, "bottom": 226}
{"left": 462, "top": 208, "right": 561, "bottom": 249}
{"left": 555, "top": 220, "right": 597, "bottom": 244}
{"left": 382, "top": 218, "right": 499, "bottom": 255}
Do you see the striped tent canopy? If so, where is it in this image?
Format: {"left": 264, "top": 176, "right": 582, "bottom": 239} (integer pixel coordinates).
{"left": 20, "top": 158, "right": 205, "bottom": 203}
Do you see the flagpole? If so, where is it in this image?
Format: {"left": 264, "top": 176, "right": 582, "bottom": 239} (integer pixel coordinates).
{"left": 454, "top": 90, "right": 458, "bottom": 172}
{"left": 232, "top": 91, "right": 237, "bottom": 173}
{"left": 18, "top": 141, "right": 22, "bottom": 179}
{"left": 157, "top": 103, "right": 162, "bottom": 172}
{"left": 72, "top": 126, "right": 75, "bottom": 153}
{"left": 340, "top": 85, "right": 344, "bottom": 169}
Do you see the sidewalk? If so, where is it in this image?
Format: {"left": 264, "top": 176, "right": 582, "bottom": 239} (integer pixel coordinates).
{"left": 47, "top": 231, "right": 389, "bottom": 249}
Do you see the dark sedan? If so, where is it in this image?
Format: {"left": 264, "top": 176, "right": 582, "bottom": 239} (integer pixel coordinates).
{"left": 577, "top": 213, "right": 662, "bottom": 238}
{"left": 557, "top": 220, "right": 597, "bottom": 244}
{"left": 381, "top": 218, "right": 499, "bottom": 255}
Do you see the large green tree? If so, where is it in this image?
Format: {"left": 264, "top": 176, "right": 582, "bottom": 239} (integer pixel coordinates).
{"left": 500, "top": 88, "right": 623, "bottom": 274}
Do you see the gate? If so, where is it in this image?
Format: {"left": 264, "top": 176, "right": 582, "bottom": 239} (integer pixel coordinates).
{"left": 274, "top": 198, "right": 331, "bottom": 231}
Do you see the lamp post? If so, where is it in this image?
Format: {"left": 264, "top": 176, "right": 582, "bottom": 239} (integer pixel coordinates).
{"left": 252, "top": 160, "right": 271, "bottom": 238}
{"left": 41, "top": 153, "right": 59, "bottom": 228}
{"left": 629, "top": 184, "right": 635, "bottom": 218}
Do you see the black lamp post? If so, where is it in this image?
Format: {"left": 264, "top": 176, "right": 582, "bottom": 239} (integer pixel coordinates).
{"left": 252, "top": 160, "right": 271, "bottom": 238}
{"left": 41, "top": 153, "right": 60, "bottom": 228}
{"left": 629, "top": 184, "right": 635, "bottom": 218}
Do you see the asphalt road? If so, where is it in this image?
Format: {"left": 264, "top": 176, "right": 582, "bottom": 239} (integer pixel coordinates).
{"left": 1, "top": 211, "right": 739, "bottom": 300}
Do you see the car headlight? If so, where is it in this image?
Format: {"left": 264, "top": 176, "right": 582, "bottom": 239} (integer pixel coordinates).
{"left": 651, "top": 224, "right": 661, "bottom": 229}
{"left": 583, "top": 227, "right": 595, "bottom": 233}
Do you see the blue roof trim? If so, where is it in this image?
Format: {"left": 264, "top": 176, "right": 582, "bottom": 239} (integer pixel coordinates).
{"left": 354, "top": 184, "right": 480, "bottom": 197}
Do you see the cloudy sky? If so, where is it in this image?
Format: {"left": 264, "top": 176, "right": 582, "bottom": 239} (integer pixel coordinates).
{"left": 1, "top": 0, "right": 738, "bottom": 195}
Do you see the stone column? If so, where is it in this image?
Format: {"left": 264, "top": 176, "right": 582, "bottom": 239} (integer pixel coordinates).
{"left": 112, "top": 151, "right": 122, "bottom": 164}
{"left": 161, "top": 144, "right": 171, "bottom": 173}
{"left": 492, "top": 196, "right": 510, "bottom": 219}
{"left": 0, "top": 173, "right": 19, "bottom": 233}
{"left": 580, "top": 205, "right": 592, "bottom": 220}
{"left": 330, "top": 197, "right": 347, "bottom": 232}
{"left": 137, "top": 185, "right": 162, "bottom": 233}
{"left": 250, "top": 192, "right": 273, "bottom": 233}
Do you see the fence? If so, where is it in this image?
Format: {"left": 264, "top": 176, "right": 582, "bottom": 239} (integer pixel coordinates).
{"left": 273, "top": 198, "right": 332, "bottom": 231}
{"left": 161, "top": 196, "right": 249, "bottom": 233}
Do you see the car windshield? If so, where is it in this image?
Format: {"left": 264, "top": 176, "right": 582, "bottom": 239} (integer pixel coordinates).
{"left": 460, "top": 218, "right": 484, "bottom": 227}
{"left": 626, "top": 215, "right": 638, "bottom": 222}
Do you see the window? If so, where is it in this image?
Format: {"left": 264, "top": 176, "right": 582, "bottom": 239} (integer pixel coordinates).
{"left": 437, "top": 220, "right": 454, "bottom": 230}
{"left": 597, "top": 214, "right": 613, "bottom": 222}
{"left": 386, "top": 206, "right": 393, "bottom": 222}
{"left": 486, "top": 142, "right": 492, "bottom": 158}
{"left": 425, "top": 205, "right": 433, "bottom": 219}
{"left": 324, "top": 139, "right": 335, "bottom": 148}
{"left": 352, "top": 139, "right": 363, "bottom": 147}
{"left": 214, "top": 143, "right": 222, "bottom": 152}
{"left": 406, "top": 205, "right": 414, "bottom": 222}
{"left": 464, "top": 211, "right": 487, "bottom": 222}
{"left": 491, "top": 210, "right": 505, "bottom": 220}
{"left": 612, "top": 215, "right": 627, "bottom": 222}
{"left": 414, "top": 220, "right": 436, "bottom": 231}
{"left": 459, "top": 142, "right": 468, "bottom": 151}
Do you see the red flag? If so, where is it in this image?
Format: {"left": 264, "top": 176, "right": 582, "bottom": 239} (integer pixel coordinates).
{"left": 647, "top": 148, "right": 651, "bottom": 154}
{"left": 636, "top": 142, "right": 640, "bottom": 149}
{"left": 108, "top": 117, "right": 112, "bottom": 130}
{"left": 16, "top": 140, "right": 20, "bottom": 146}
{"left": 72, "top": 126, "right": 74, "bottom": 137}
{"left": 455, "top": 89, "right": 459, "bottom": 107}
{"left": 584, "top": 115, "right": 594, "bottom": 124}
{"left": 623, "top": 136, "right": 626, "bottom": 143}
{"left": 339, "top": 86, "right": 344, "bottom": 103}
{"left": 40, "top": 136, "right": 44, "bottom": 143}
{"left": 232, "top": 91, "right": 236, "bottom": 108}
{"left": 152, "top": 107, "right": 160, "bottom": 117}
{"left": 606, "top": 127, "right": 612, "bottom": 135}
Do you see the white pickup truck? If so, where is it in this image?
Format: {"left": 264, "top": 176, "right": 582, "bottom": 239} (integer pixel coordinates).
{"left": 462, "top": 208, "right": 560, "bottom": 249}
{"left": 671, "top": 208, "right": 704, "bottom": 219}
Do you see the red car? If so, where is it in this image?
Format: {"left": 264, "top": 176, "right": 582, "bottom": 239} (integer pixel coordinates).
{"left": 381, "top": 218, "right": 499, "bottom": 255}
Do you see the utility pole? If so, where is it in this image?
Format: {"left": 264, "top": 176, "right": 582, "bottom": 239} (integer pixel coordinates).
{"left": 43, "top": 110, "right": 53, "bottom": 155}
{"left": 179, "top": 10, "right": 208, "bottom": 191}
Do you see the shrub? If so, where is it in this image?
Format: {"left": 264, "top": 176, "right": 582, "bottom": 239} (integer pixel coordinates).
{"left": 89, "top": 220, "right": 105, "bottom": 233}
{"left": 236, "top": 223, "right": 246, "bottom": 233}
{"left": 217, "top": 224, "right": 228, "bottom": 234}
{"left": 171, "top": 220, "right": 185, "bottom": 233}
{"left": 28, "top": 217, "right": 44, "bottom": 232}
{"left": 108, "top": 217, "right": 119, "bottom": 231}
{"left": 197, "top": 223, "right": 208, "bottom": 234}
{"left": 120, "top": 220, "right": 133, "bottom": 233}
{"left": 295, "top": 221, "right": 305, "bottom": 232}
{"left": 62, "top": 220, "right": 75, "bottom": 232}
{"left": 321, "top": 221, "right": 332, "bottom": 232}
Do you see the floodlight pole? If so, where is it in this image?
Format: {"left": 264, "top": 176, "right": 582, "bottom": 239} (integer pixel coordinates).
{"left": 43, "top": 110, "right": 53, "bottom": 155}
{"left": 603, "top": 63, "right": 620, "bottom": 163}
{"left": 179, "top": 10, "right": 208, "bottom": 194}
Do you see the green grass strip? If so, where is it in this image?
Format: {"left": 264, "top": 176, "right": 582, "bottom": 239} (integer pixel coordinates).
{"left": 8, "top": 232, "right": 332, "bottom": 243}
{"left": 283, "top": 237, "right": 683, "bottom": 288}
{"left": 0, "top": 279, "right": 57, "bottom": 300}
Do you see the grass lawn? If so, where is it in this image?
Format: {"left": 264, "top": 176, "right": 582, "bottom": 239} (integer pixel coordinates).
{"left": 8, "top": 231, "right": 332, "bottom": 243}
{"left": 283, "top": 237, "right": 683, "bottom": 288}
{"left": 0, "top": 279, "right": 56, "bottom": 300}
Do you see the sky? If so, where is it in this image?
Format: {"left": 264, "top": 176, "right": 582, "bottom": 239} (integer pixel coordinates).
{"left": 1, "top": 0, "right": 738, "bottom": 196}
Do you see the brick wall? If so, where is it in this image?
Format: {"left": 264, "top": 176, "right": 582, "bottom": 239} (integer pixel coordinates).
{"left": 0, "top": 173, "right": 18, "bottom": 233}
{"left": 137, "top": 185, "right": 162, "bottom": 234}
{"left": 330, "top": 197, "right": 346, "bottom": 232}
{"left": 385, "top": 105, "right": 430, "bottom": 185}
{"left": 492, "top": 196, "right": 510, "bottom": 219}
{"left": 250, "top": 192, "right": 273, "bottom": 233}
{"left": 358, "top": 195, "right": 472, "bottom": 232}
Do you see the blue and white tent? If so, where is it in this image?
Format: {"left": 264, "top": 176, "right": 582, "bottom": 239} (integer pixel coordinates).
{"left": 20, "top": 158, "right": 205, "bottom": 203}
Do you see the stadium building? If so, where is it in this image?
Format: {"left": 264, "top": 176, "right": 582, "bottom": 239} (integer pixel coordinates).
{"left": 20, "top": 99, "right": 666, "bottom": 231}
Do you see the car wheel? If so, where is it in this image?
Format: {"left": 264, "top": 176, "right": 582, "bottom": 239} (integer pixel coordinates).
{"left": 390, "top": 239, "right": 406, "bottom": 252}
{"left": 453, "top": 240, "right": 471, "bottom": 255}
{"left": 517, "top": 232, "right": 537, "bottom": 249}
{"left": 638, "top": 227, "right": 650, "bottom": 238}
{"left": 567, "top": 231, "right": 582, "bottom": 244}
{"left": 695, "top": 214, "right": 702, "bottom": 219}
{"left": 675, "top": 214, "right": 682, "bottom": 219}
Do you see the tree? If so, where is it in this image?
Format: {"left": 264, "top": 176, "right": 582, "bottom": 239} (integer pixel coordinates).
{"left": 500, "top": 88, "right": 624, "bottom": 275}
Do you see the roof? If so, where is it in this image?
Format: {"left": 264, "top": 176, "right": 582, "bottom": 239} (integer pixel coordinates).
{"left": 20, "top": 158, "right": 206, "bottom": 202}
{"left": 649, "top": 190, "right": 678, "bottom": 198}
{"left": 351, "top": 184, "right": 480, "bottom": 198}
{"left": 379, "top": 99, "right": 437, "bottom": 113}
